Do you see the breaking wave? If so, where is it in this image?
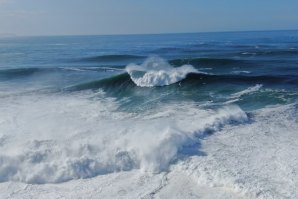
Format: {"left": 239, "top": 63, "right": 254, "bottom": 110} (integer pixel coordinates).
{"left": 125, "top": 56, "right": 199, "bottom": 87}
{"left": 0, "top": 92, "right": 248, "bottom": 184}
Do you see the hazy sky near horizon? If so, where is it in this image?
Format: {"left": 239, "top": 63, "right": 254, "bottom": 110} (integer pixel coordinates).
{"left": 0, "top": 0, "right": 298, "bottom": 36}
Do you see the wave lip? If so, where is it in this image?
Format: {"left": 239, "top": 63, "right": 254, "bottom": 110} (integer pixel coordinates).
{"left": 126, "top": 56, "right": 200, "bottom": 87}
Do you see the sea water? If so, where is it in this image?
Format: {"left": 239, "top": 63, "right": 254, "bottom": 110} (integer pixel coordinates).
{"left": 0, "top": 31, "right": 298, "bottom": 198}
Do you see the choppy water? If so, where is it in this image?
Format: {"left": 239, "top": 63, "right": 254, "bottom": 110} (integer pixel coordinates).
{"left": 0, "top": 31, "right": 298, "bottom": 197}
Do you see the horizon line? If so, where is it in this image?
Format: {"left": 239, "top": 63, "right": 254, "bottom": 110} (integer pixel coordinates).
{"left": 1, "top": 28, "right": 298, "bottom": 38}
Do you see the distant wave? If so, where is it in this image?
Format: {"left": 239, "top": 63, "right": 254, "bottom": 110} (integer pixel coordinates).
{"left": 78, "top": 53, "right": 253, "bottom": 67}
{"left": 240, "top": 49, "right": 298, "bottom": 56}
{"left": 0, "top": 68, "right": 41, "bottom": 80}
{"left": 169, "top": 57, "right": 246, "bottom": 67}
{"left": 59, "top": 66, "right": 124, "bottom": 72}
{"left": 79, "top": 54, "right": 146, "bottom": 62}
{"left": 0, "top": 67, "right": 124, "bottom": 81}
{"left": 184, "top": 73, "right": 298, "bottom": 85}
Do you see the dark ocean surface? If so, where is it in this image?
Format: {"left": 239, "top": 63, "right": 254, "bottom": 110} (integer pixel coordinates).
{"left": 1, "top": 31, "right": 297, "bottom": 111}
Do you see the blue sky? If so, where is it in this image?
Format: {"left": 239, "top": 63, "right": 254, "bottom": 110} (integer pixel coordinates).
{"left": 0, "top": 0, "right": 298, "bottom": 36}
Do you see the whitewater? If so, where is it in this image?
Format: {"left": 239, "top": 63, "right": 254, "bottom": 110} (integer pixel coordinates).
{"left": 126, "top": 56, "right": 199, "bottom": 87}
{"left": 1, "top": 90, "right": 297, "bottom": 198}
{"left": 1, "top": 31, "right": 298, "bottom": 199}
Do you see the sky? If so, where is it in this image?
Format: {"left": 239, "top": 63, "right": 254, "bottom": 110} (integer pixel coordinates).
{"left": 0, "top": 0, "right": 298, "bottom": 36}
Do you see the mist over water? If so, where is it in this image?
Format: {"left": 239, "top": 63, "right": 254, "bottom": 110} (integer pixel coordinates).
{"left": 0, "top": 31, "right": 298, "bottom": 198}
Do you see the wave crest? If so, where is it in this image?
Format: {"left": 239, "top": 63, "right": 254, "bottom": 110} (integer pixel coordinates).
{"left": 126, "top": 56, "right": 199, "bottom": 87}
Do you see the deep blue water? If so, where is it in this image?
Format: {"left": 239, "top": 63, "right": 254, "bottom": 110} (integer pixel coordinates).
{"left": 0, "top": 30, "right": 298, "bottom": 111}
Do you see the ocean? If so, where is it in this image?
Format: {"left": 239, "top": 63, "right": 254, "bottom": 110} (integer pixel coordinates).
{"left": 0, "top": 30, "right": 298, "bottom": 198}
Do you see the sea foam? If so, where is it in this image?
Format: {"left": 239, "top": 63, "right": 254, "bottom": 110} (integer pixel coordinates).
{"left": 0, "top": 91, "right": 247, "bottom": 184}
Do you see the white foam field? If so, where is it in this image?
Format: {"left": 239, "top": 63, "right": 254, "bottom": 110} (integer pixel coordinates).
{"left": 126, "top": 56, "right": 199, "bottom": 87}
{"left": 175, "top": 104, "right": 298, "bottom": 198}
{"left": 1, "top": 90, "right": 298, "bottom": 198}
{"left": 0, "top": 90, "right": 247, "bottom": 184}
